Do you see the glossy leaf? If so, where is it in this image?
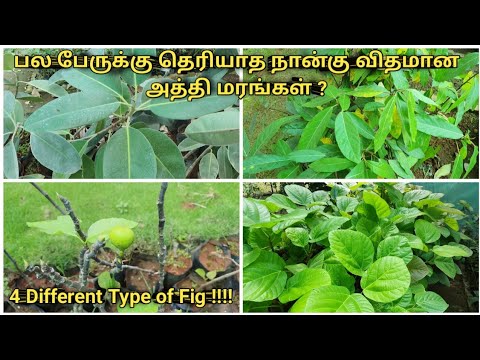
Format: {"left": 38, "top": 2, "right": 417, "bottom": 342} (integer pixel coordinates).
{"left": 278, "top": 269, "right": 331, "bottom": 303}
{"left": 335, "top": 112, "right": 362, "bottom": 163}
{"left": 374, "top": 96, "right": 396, "bottom": 152}
{"left": 184, "top": 110, "right": 239, "bottom": 145}
{"left": 329, "top": 230, "right": 374, "bottom": 276}
{"left": 297, "top": 107, "right": 334, "bottom": 150}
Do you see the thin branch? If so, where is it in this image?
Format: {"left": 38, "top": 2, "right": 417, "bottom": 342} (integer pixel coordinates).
{"left": 81, "top": 240, "right": 105, "bottom": 285}
{"left": 57, "top": 194, "right": 86, "bottom": 241}
{"left": 30, "top": 183, "right": 66, "bottom": 215}
{"left": 183, "top": 147, "right": 202, "bottom": 160}
{"left": 186, "top": 146, "right": 213, "bottom": 177}
{"left": 27, "top": 264, "right": 93, "bottom": 292}
{"left": 197, "top": 270, "right": 239, "bottom": 291}
{"left": 92, "top": 257, "right": 158, "bottom": 275}
{"left": 157, "top": 182, "right": 168, "bottom": 293}
{"left": 4, "top": 249, "right": 35, "bottom": 287}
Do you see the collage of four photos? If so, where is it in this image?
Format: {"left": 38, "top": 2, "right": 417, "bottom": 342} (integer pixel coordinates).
{"left": 2, "top": 47, "right": 479, "bottom": 314}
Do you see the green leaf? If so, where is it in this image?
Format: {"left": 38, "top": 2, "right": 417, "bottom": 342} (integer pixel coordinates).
{"left": 139, "top": 128, "right": 185, "bottom": 179}
{"left": 217, "top": 146, "right": 235, "bottom": 178}
{"left": 228, "top": 143, "right": 240, "bottom": 172}
{"left": 243, "top": 155, "right": 291, "bottom": 174}
{"left": 62, "top": 68, "right": 124, "bottom": 99}
{"left": 310, "top": 157, "right": 355, "bottom": 173}
{"left": 284, "top": 184, "right": 313, "bottom": 205}
{"left": 184, "top": 110, "right": 239, "bottom": 145}
{"left": 285, "top": 264, "right": 308, "bottom": 275}
{"left": 28, "top": 80, "right": 68, "bottom": 97}
{"left": 199, "top": 152, "right": 219, "bottom": 179}
{"left": 434, "top": 52, "right": 479, "bottom": 82}
{"left": 285, "top": 227, "right": 309, "bottom": 247}
{"left": 408, "top": 89, "right": 439, "bottom": 107}
{"left": 404, "top": 190, "right": 432, "bottom": 204}
{"left": 346, "top": 162, "right": 367, "bottom": 179}
{"left": 310, "top": 217, "right": 349, "bottom": 242}
{"left": 97, "top": 271, "right": 120, "bottom": 289}
{"left": 102, "top": 127, "right": 157, "bottom": 179}
{"left": 348, "top": 84, "right": 388, "bottom": 97}
{"left": 388, "top": 159, "right": 413, "bottom": 179}
{"left": 3, "top": 141, "right": 18, "bottom": 179}
{"left": 250, "top": 115, "right": 300, "bottom": 155}
{"left": 30, "top": 132, "right": 81, "bottom": 174}
{"left": 363, "top": 191, "right": 390, "bottom": 218}
{"left": 367, "top": 160, "right": 396, "bottom": 179}
{"left": 87, "top": 218, "right": 138, "bottom": 244}
{"left": 329, "top": 230, "right": 374, "bottom": 276}
{"left": 361, "top": 256, "right": 411, "bottom": 303}
{"left": 94, "top": 144, "right": 106, "bottom": 179}
{"left": 335, "top": 112, "right": 362, "bottom": 163}
{"left": 140, "top": 93, "right": 238, "bottom": 120}
{"left": 265, "top": 194, "right": 296, "bottom": 210}
{"left": 416, "top": 113, "right": 463, "bottom": 139}
{"left": 391, "top": 70, "right": 409, "bottom": 90}
{"left": 406, "top": 91, "right": 417, "bottom": 141}
{"left": 287, "top": 150, "right": 326, "bottom": 163}
{"left": 243, "top": 199, "right": 270, "bottom": 226}
{"left": 243, "top": 250, "right": 287, "bottom": 302}
{"left": 278, "top": 269, "right": 331, "bottom": 303}
{"left": 414, "top": 219, "right": 441, "bottom": 243}
{"left": 243, "top": 248, "right": 261, "bottom": 268}
{"left": 337, "top": 196, "right": 359, "bottom": 213}
{"left": 344, "top": 112, "right": 374, "bottom": 140}
{"left": 338, "top": 94, "right": 350, "bottom": 111}
{"left": 432, "top": 245, "right": 472, "bottom": 257}
{"left": 177, "top": 137, "right": 204, "bottom": 151}
{"left": 324, "top": 264, "right": 355, "bottom": 292}
{"left": 451, "top": 144, "right": 467, "bottom": 179}
{"left": 24, "top": 92, "right": 120, "bottom": 132}
{"left": 27, "top": 215, "right": 80, "bottom": 240}
{"left": 377, "top": 236, "right": 413, "bottom": 264}
{"left": 290, "top": 286, "right": 373, "bottom": 313}
{"left": 463, "top": 145, "right": 478, "bottom": 178}
{"left": 297, "top": 107, "right": 334, "bottom": 150}
{"left": 434, "top": 256, "right": 456, "bottom": 278}
{"left": 415, "top": 291, "right": 448, "bottom": 313}
{"left": 117, "top": 303, "right": 159, "bottom": 313}
{"left": 407, "top": 256, "right": 429, "bottom": 282}
{"left": 374, "top": 96, "right": 396, "bottom": 152}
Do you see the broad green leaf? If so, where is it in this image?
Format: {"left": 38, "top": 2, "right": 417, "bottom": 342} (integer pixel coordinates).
{"left": 403, "top": 190, "right": 431, "bottom": 203}
{"left": 406, "top": 91, "right": 417, "bottom": 141}
{"left": 199, "top": 152, "right": 219, "bottom": 179}
{"left": 414, "top": 219, "right": 441, "bottom": 243}
{"left": 310, "top": 217, "right": 349, "bottom": 242}
{"left": 247, "top": 228, "right": 271, "bottom": 250}
{"left": 451, "top": 143, "right": 467, "bottom": 179}
{"left": 415, "top": 291, "right": 448, "bottom": 313}
{"left": 374, "top": 96, "right": 396, "bottom": 152}
{"left": 243, "top": 155, "right": 291, "bottom": 174}
{"left": 249, "top": 114, "right": 300, "bottom": 154}
{"left": 361, "top": 256, "right": 411, "bottom": 303}
{"left": 243, "top": 248, "right": 261, "bottom": 268}
{"left": 407, "top": 256, "right": 429, "bottom": 282}
{"left": 27, "top": 215, "right": 80, "bottom": 240}
{"left": 184, "top": 110, "right": 239, "bottom": 145}
{"left": 434, "top": 256, "right": 456, "bottom": 278}
{"left": 278, "top": 166, "right": 301, "bottom": 178}
{"left": 348, "top": 84, "right": 388, "bottom": 97}
{"left": 444, "top": 217, "right": 459, "bottom": 231}
{"left": 24, "top": 92, "right": 120, "bottom": 132}
{"left": 119, "top": 48, "right": 156, "bottom": 86}
{"left": 297, "top": 107, "right": 334, "bottom": 149}
{"left": 367, "top": 160, "right": 396, "bottom": 179}
{"left": 408, "top": 89, "right": 439, "bottom": 107}
{"left": 287, "top": 150, "right": 326, "bottom": 163}
{"left": 140, "top": 93, "right": 238, "bottom": 120}
{"left": 177, "top": 137, "right": 204, "bottom": 151}
{"left": 278, "top": 269, "right": 331, "bottom": 303}
{"left": 285, "top": 227, "right": 309, "bottom": 247}
{"left": 336, "top": 196, "right": 359, "bottom": 213}
{"left": 335, "top": 112, "right": 362, "bottom": 163}
{"left": 432, "top": 245, "right": 472, "bottom": 257}
{"left": 28, "top": 80, "right": 68, "bottom": 97}
{"left": 346, "top": 162, "right": 367, "bottom": 178}
{"left": 377, "top": 236, "right": 413, "bottom": 264}
{"left": 416, "top": 113, "right": 463, "bottom": 139}
{"left": 3, "top": 141, "right": 18, "bottom": 179}
{"left": 324, "top": 264, "right": 355, "bottom": 293}
{"left": 285, "top": 264, "right": 308, "bottom": 275}
{"left": 265, "top": 194, "right": 296, "bottom": 210}
{"left": 118, "top": 303, "right": 159, "bottom": 313}
{"left": 102, "top": 127, "right": 157, "bottom": 179}
{"left": 310, "top": 157, "right": 355, "bottom": 173}
{"left": 290, "top": 286, "right": 373, "bottom": 313}
{"left": 243, "top": 250, "right": 287, "bottom": 302}
{"left": 217, "top": 146, "right": 235, "bottom": 178}
{"left": 243, "top": 198, "right": 270, "bottom": 226}
{"left": 338, "top": 94, "right": 350, "bottom": 111}
{"left": 389, "top": 159, "right": 413, "bottom": 179}
{"left": 344, "top": 112, "right": 374, "bottom": 140}
{"left": 329, "top": 230, "right": 374, "bottom": 276}
{"left": 228, "top": 143, "right": 240, "bottom": 172}
{"left": 139, "top": 128, "right": 185, "bottom": 179}
{"left": 284, "top": 184, "right": 313, "bottom": 205}
{"left": 363, "top": 191, "right": 390, "bottom": 218}
{"left": 391, "top": 70, "right": 409, "bottom": 90}
{"left": 62, "top": 68, "right": 124, "bottom": 99}
{"left": 30, "top": 132, "right": 82, "bottom": 174}
{"left": 97, "top": 271, "right": 120, "bottom": 289}
{"left": 87, "top": 218, "right": 138, "bottom": 243}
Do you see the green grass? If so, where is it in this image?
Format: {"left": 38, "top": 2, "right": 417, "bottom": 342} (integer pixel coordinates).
{"left": 4, "top": 182, "right": 239, "bottom": 273}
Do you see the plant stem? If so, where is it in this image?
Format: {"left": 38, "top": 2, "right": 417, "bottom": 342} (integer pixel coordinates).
{"left": 30, "top": 183, "right": 66, "bottom": 215}
{"left": 186, "top": 146, "right": 213, "bottom": 177}
{"left": 27, "top": 264, "right": 93, "bottom": 292}
{"left": 57, "top": 194, "right": 86, "bottom": 241}
{"left": 157, "top": 183, "right": 168, "bottom": 295}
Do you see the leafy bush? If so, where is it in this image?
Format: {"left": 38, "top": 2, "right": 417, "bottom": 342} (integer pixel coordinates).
{"left": 243, "top": 183, "right": 475, "bottom": 312}
{"left": 243, "top": 48, "right": 479, "bottom": 179}
{"left": 4, "top": 48, "right": 239, "bottom": 179}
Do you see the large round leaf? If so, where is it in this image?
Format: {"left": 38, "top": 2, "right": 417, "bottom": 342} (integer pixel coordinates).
{"left": 377, "top": 235, "right": 413, "bottom": 264}
{"left": 329, "top": 230, "right": 374, "bottom": 276}
{"left": 138, "top": 128, "right": 185, "bottom": 178}
{"left": 361, "top": 256, "right": 411, "bottom": 303}
{"left": 290, "top": 285, "right": 374, "bottom": 313}
{"left": 278, "top": 269, "right": 331, "bottom": 303}
{"left": 285, "top": 227, "right": 309, "bottom": 247}
{"left": 243, "top": 250, "right": 287, "bottom": 302}
{"left": 284, "top": 184, "right": 313, "bottom": 205}
{"left": 243, "top": 198, "right": 270, "bottom": 227}
{"left": 185, "top": 110, "right": 239, "bottom": 145}
{"left": 30, "top": 131, "right": 81, "bottom": 174}
{"left": 102, "top": 127, "right": 157, "bottom": 179}
{"left": 415, "top": 291, "right": 448, "bottom": 313}
{"left": 363, "top": 191, "right": 391, "bottom": 218}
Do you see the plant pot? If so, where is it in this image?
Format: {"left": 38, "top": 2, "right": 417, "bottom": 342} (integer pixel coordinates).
{"left": 165, "top": 252, "right": 193, "bottom": 288}
{"left": 193, "top": 240, "right": 232, "bottom": 276}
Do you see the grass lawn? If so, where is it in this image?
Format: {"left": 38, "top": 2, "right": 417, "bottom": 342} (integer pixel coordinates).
{"left": 4, "top": 182, "right": 239, "bottom": 273}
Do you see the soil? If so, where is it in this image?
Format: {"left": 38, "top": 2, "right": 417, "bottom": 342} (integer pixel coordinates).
{"left": 4, "top": 235, "right": 240, "bottom": 313}
{"left": 197, "top": 241, "right": 232, "bottom": 272}
{"left": 430, "top": 274, "right": 476, "bottom": 313}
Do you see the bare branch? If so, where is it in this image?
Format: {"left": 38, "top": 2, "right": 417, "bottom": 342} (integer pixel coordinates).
{"left": 157, "top": 182, "right": 168, "bottom": 293}
{"left": 27, "top": 264, "right": 93, "bottom": 292}
{"left": 57, "top": 194, "right": 87, "bottom": 241}
{"left": 30, "top": 183, "right": 66, "bottom": 215}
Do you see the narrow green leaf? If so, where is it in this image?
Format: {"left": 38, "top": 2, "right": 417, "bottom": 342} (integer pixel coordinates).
{"left": 297, "top": 107, "right": 334, "bottom": 150}
{"left": 199, "top": 152, "right": 219, "bottom": 179}
{"left": 463, "top": 145, "right": 478, "bottom": 178}
{"left": 344, "top": 112, "right": 374, "bottom": 140}
{"left": 310, "top": 157, "right": 355, "bottom": 173}
{"left": 228, "top": 143, "right": 240, "bottom": 172}
{"left": 374, "top": 96, "right": 396, "bottom": 152}
{"left": 28, "top": 80, "right": 68, "bottom": 97}
{"left": 348, "top": 84, "right": 388, "bottom": 97}
{"left": 367, "top": 159, "right": 396, "bottom": 179}
{"left": 335, "top": 112, "right": 362, "bottom": 163}
{"left": 406, "top": 91, "right": 417, "bottom": 141}
{"left": 287, "top": 150, "right": 326, "bottom": 163}
{"left": 416, "top": 113, "right": 463, "bottom": 139}
{"left": 243, "top": 155, "right": 291, "bottom": 174}
{"left": 3, "top": 141, "right": 19, "bottom": 179}
{"left": 217, "top": 146, "right": 235, "bottom": 178}
{"left": 408, "top": 89, "right": 439, "bottom": 107}
{"left": 62, "top": 68, "right": 124, "bottom": 100}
